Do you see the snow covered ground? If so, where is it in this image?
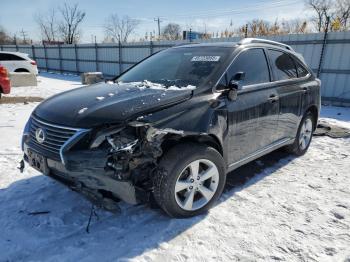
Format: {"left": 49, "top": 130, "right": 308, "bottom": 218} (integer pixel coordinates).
{"left": 0, "top": 73, "right": 349, "bottom": 262}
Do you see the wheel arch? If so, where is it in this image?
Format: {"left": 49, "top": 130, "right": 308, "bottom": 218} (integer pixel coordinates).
{"left": 14, "top": 68, "right": 29, "bottom": 72}
{"left": 305, "top": 105, "right": 319, "bottom": 130}
{"left": 160, "top": 133, "right": 224, "bottom": 157}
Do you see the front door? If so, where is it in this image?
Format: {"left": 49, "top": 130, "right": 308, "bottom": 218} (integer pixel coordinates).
{"left": 223, "top": 48, "right": 279, "bottom": 164}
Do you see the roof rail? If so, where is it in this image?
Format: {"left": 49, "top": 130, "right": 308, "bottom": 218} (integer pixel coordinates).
{"left": 174, "top": 42, "right": 200, "bottom": 47}
{"left": 238, "top": 38, "right": 294, "bottom": 51}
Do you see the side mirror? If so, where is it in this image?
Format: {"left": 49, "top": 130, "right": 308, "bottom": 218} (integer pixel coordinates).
{"left": 227, "top": 72, "right": 245, "bottom": 101}
{"left": 233, "top": 71, "right": 246, "bottom": 81}
{"left": 228, "top": 71, "right": 245, "bottom": 88}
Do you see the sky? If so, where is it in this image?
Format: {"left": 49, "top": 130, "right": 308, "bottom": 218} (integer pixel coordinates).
{"left": 1, "top": 0, "right": 312, "bottom": 43}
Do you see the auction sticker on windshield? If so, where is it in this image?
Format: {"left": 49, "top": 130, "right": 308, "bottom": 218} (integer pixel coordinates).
{"left": 191, "top": 56, "right": 221, "bottom": 62}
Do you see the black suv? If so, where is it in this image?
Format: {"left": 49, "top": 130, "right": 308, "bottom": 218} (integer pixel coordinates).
{"left": 22, "top": 38, "right": 320, "bottom": 218}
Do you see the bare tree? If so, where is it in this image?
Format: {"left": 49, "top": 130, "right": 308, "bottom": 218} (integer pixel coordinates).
{"left": 306, "top": 0, "right": 333, "bottom": 31}
{"left": 282, "top": 19, "right": 309, "bottom": 33}
{"left": 270, "top": 19, "right": 281, "bottom": 35}
{"left": 0, "top": 26, "right": 12, "bottom": 44}
{"left": 34, "top": 9, "right": 58, "bottom": 43}
{"left": 104, "top": 14, "right": 140, "bottom": 43}
{"left": 243, "top": 19, "right": 272, "bottom": 36}
{"left": 58, "top": 3, "right": 86, "bottom": 44}
{"left": 162, "top": 23, "right": 181, "bottom": 40}
{"left": 335, "top": 0, "right": 350, "bottom": 29}
{"left": 237, "top": 18, "right": 309, "bottom": 37}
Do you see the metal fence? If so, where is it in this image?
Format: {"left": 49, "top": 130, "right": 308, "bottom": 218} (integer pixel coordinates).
{"left": 1, "top": 31, "right": 350, "bottom": 106}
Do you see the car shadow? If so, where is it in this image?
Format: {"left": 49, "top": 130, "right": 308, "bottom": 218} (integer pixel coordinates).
{"left": 0, "top": 148, "right": 294, "bottom": 261}
{"left": 225, "top": 149, "right": 293, "bottom": 192}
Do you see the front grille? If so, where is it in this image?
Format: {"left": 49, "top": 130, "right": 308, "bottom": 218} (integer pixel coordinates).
{"left": 29, "top": 117, "right": 78, "bottom": 159}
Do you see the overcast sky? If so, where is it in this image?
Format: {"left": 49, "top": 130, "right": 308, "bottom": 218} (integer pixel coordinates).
{"left": 1, "top": 0, "right": 312, "bottom": 43}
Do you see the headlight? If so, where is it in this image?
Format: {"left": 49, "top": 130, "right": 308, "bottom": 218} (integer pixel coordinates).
{"left": 89, "top": 126, "right": 124, "bottom": 149}
{"left": 21, "top": 118, "right": 32, "bottom": 151}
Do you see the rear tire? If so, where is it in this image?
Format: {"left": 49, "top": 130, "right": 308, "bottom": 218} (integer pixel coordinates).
{"left": 153, "top": 143, "right": 226, "bottom": 218}
{"left": 286, "top": 111, "right": 315, "bottom": 156}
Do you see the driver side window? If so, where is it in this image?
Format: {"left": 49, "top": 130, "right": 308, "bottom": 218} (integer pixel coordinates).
{"left": 226, "top": 48, "right": 270, "bottom": 87}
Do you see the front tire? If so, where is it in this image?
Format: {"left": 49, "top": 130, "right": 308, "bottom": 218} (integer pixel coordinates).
{"left": 286, "top": 111, "right": 315, "bottom": 156}
{"left": 153, "top": 143, "right": 226, "bottom": 218}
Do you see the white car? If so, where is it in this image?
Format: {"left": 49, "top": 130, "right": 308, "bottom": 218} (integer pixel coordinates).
{"left": 0, "top": 51, "right": 38, "bottom": 75}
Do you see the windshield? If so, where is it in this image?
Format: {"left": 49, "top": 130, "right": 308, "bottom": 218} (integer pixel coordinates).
{"left": 117, "top": 47, "right": 232, "bottom": 89}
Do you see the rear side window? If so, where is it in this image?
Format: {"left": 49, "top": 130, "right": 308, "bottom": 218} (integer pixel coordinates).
{"left": 0, "top": 54, "right": 8, "bottom": 61}
{"left": 0, "top": 53, "right": 26, "bottom": 61}
{"left": 268, "top": 50, "right": 297, "bottom": 80}
{"left": 226, "top": 48, "right": 270, "bottom": 86}
{"left": 294, "top": 59, "right": 309, "bottom": 77}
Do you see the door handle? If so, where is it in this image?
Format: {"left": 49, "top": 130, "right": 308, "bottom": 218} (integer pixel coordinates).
{"left": 268, "top": 94, "right": 279, "bottom": 103}
{"left": 302, "top": 87, "right": 310, "bottom": 94}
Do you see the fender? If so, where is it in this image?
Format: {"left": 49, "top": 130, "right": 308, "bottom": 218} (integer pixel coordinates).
{"left": 131, "top": 91, "right": 228, "bottom": 158}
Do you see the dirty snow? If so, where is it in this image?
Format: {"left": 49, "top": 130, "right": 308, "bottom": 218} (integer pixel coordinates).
{"left": 0, "top": 73, "right": 350, "bottom": 261}
{"left": 319, "top": 106, "right": 350, "bottom": 129}
{"left": 122, "top": 80, "right": 196, "bottom": 91}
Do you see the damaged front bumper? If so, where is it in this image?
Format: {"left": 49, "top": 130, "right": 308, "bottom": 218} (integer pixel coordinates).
{"left": 22, "top": 116, "right": 187, "bottom": 207}
{"left": 23, "top": 142, "right": 144, "bottom": 205}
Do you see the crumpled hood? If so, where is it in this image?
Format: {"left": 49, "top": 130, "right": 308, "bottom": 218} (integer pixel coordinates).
{"left": 33, "top": 82, "right": 193, "bottom": 128}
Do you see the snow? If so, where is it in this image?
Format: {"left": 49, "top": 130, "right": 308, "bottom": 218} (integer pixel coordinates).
{"left": 78, "top": 108, "right": 88, "bottom": 114}
{"left": 8, "top": 72, "right": 84, "bottom": 99}
{"left": 0, "top": 73, "right": 350, "bottom": 261}
{"left": 318, "top": 106, "right": 350, "bottom": 129}
{"left": 123, "top": 80, "right": 197, "bottom": 91}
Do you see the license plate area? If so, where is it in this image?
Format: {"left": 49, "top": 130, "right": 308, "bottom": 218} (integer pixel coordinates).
{"left": 27, "top": 149, "right": 49, "bottom": 175}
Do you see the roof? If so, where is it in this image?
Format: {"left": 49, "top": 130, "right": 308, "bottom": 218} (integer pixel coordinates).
{"left": 0, "top": 51, "right": 29, "bottom": 56}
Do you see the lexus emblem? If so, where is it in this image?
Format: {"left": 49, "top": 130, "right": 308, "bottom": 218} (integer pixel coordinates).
{"left": 35, "top": 128, "right": 46, "bottom": 144}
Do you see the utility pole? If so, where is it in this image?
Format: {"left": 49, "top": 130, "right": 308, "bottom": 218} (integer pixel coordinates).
{"left": 317, "top": 16, "right": 330, "bottom": 78}
{"left": 154, "top": 17, "right": 163, "bottom": 40}
{"left": 20, "top": 29, "right": 28, "bottom": 44}
{"left": 244, "top": 24, "right": 248, "bottom": 38}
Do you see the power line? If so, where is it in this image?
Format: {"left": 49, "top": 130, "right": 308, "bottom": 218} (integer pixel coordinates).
{"left": 84, "top": 0, "right": 304, "bottom": 28}
{"left": 160, "top": 0, "right": 304, "bottom": 20}
{"left": 168, "top": 0, "right": 297, "bottom": 18}
{"left": 81, "top": 0, "right": 306, "bottom": 34}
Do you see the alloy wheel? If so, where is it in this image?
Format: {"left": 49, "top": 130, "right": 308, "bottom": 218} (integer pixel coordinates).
{"left": 299, "top": 117, "right": 313, "bottom": 150}
{"left": 174, "top": 159, "right": 219, "bottom": 211}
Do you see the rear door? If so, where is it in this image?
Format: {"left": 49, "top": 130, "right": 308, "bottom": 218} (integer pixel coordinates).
{"left": 292, "top": 58, "right": 316, "bottom": 115}
{"left": 267, "top": 49, "right": 303, "bottom": 140}
{"left": 10, "top": 54, "right": 28, "bottom": 71}
{"left": 223, "top": 48, "right": 279, "bottom": 164}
